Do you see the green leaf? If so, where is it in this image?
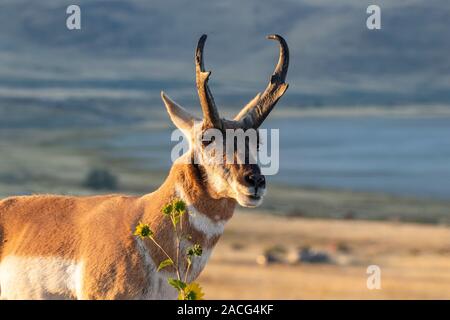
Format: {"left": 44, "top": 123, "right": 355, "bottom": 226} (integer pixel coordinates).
{"left": 168, "top": 278, "right": 187, "bottom": 291}
{"left": 157, "top": 259, "right": 174, "bottom": 272}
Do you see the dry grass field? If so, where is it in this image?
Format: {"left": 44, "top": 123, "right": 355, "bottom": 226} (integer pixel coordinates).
{"left": 200, "top": 211, "right": 450, "bottom": 299}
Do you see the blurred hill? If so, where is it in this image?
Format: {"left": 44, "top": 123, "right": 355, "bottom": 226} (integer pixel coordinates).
{"left": 0, "top": 0, "right": 449, "bottom": 128}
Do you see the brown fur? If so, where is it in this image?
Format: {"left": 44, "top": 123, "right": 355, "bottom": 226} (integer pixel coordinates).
{"left": 0, "top": 159, "right": 235, "bottom": 299}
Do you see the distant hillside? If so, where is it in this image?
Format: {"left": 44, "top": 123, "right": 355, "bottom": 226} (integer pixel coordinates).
{"left": 0, "top": 0, "right": 449, "bottom": 127}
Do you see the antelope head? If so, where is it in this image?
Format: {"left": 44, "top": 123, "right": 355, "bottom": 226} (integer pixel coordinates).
{"left": 161, "top": 34, "right": 289, "bottom": 208}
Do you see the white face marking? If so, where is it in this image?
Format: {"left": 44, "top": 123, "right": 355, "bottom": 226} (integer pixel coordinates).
{"left": 190, "top": 121, "right": 234, "bottom": 197}
{"left": 0, "top": 255, "right": 83, "bottom": 300}
{"left": 175, "top": 184, "right": 227, "bottom": 238}
{"left": 232, "top": 181, "right": 266, "bottom": 208}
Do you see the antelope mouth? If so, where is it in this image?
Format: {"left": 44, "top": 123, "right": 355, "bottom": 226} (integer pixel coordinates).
{"left": 236, "top": 192, "right": 264, "bottom": 208}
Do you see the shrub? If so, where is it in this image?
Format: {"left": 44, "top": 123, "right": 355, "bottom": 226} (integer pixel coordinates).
{"left": 83, "top": 168, "right": 118, "bottom": 190}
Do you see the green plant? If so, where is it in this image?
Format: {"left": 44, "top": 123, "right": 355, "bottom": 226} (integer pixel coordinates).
{"left": 83, "top": 168, "right": 118, "bottom": 190}
{"left": 134, "top": 198, "right": 204, "bottom": 300}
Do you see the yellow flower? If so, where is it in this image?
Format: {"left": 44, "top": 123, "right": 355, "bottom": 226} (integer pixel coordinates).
{"left": 179, "top": 282, "right": 205, "bottom": 300}
{"left": 133, "top": 222, "right": 154, "bottom": 239}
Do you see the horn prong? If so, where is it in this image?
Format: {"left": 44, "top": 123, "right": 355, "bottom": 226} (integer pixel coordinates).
{"left": 195, "top": 34, "right": 222, "bottom": 129}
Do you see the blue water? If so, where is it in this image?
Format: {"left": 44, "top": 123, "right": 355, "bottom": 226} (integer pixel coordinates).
{"left": 107, "top": 116, "right": 450, "bottom": 200}
{"left": 271, "top": 116, "right": 450, "bottom": 199}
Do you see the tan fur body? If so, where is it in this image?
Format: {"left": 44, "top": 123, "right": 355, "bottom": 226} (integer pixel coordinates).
{"left": 0, "top": 155, "right": 235, "bottom": 299}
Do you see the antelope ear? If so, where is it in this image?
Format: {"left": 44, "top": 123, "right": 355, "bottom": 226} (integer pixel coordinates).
{"left": 161, "top": 91, "right": 199, "bottom": 132}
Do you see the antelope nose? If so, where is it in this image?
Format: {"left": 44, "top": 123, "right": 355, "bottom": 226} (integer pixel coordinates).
{"left": 245, "top": 174, "right": 266, "bottom": 189}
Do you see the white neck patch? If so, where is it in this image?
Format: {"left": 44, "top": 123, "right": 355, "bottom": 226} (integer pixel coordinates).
{"left": 175, "top": 184, "right": 227, "bottom": 238}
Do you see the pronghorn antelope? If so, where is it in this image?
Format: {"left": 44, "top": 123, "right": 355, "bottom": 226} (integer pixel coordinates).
{"left": 0, "top": 34, "right": 289, "bottom": 300}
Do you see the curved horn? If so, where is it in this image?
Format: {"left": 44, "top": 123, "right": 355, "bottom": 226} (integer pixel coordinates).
{"left": 195, "top": 34, "right": 222, "bottom": 129}
{"left": 236, "top": 34, "right": 289, "bottom": 128}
